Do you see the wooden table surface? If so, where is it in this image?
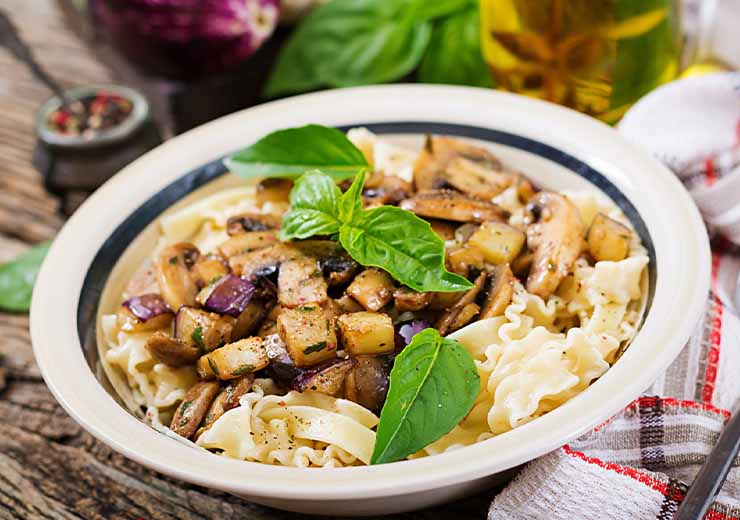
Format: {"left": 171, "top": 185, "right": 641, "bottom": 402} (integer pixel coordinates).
{"left": 0, "top": 2, "right": 494, "bottom": 518}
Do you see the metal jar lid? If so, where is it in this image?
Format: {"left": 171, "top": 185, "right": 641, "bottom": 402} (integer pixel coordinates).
{"left": 35, "top": 83, "right": 150, "bottom": 149}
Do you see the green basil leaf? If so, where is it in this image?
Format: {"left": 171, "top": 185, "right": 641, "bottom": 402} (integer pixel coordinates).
{"left": 371, "top": 328, "right": 480, "bottom": 464}
{"left": 225, "top": 125, "right": 369, "bottom": 180}
{"left": 339, "top": 170, "right": 366, "bottom": 223}
{"left": 410, "top": 0, "right": 473, "bottom": 21}
{"left": 264, "top": 0, "right": 432, "bottom": 97}
{"left": 418, "top": 6, "right": 492, "bottom": 87}
{"left": 0, "top": 241, "right": 51, "bottom": 312}
{"left": 339, "top": 206, "right": 473, "bottom": 292}
{"left": 279, "top": 170, "right": 343, "bottom": 241}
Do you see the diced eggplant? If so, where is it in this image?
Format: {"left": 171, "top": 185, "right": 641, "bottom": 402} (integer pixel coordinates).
{"left": 197, "top": 337, "right": 270, "bottom": 380}
{"left": 232, "top": 299, "right": 270, "bottom": 340}
{"left": 118, "top": 293, "right": 173, "bottom": 332}
{"left": 256, "top": 304, "right": 282, "bottom": 337}
{"left": 397, "top": 319, "right": 432, "bottom": 346}
{"left": 335, "top": 294, "right": 364, "bottom": 313}
{"left": 344, "top": 355, "right": 392, "bottom": 412}
{"left": 446, "top": 245, "right": 486, "bottom": 278}
{"left": 156, "top": 243, "right": 200, "bottom": 311}
{"left": 393, "top": 287, "right": 431, "bottom": 311}
{"left": 145, "top": 332, "right": 201, "bottom": 367}
{"left": 170, "top": 381, "right": 220, "bottom": 439}
{"left": 197, "top": 274, "right": 255, "bottom": 317}
{"left": 277, "top": 305, "right": 338, "bottom": 367}
{"left": 442, "top": 157, "right": 512, "bottom": 200}
{"left": 195, "top": 375, "right": 254, "bottom": 439}
{"left": 256, "top": 178, "right": 293, "bottom": 206}
{"left": 587, "top": 213, "right": 631, "bottom": 262}
{"left": 525, "top": 192, "right": 585, "bottom": 298}
{"left": 469, "top": 221, "right": 526, "bottom": 265}
{"left": 480, "top": 264, "right": 515, "bottom": 319}
{"left": 347, "top": 268, "right": 394, "bottom": 311}
{"left": 413, "top": 136, "right": 503, "bottom": 192}
{"left": 264, "top": 333, "right": 302, "bottom": 384}
{"left": 292, "top": 358, "right": 355, "bottom": 396}
{"left": 226, "top": 212, "right": 282, "bottom": 235}
{"left": 337, "top": 312, "right": 395, "bottom": 356}
{"left": 399, "top": 190, "right": 509, "bottom": 223}
{"left": 191, "top": 255, "right": 229, "bottom": 288}
{"left": 218, "top": 231, "right": 278, "bottom": 259}
{"left": 435, "top": 272, "right": 485, "bottom": 335}
{"left": 174, "top": 307, "right": 235, "bottom": 353}
{"left": 278, "top": 256, "right": 328, "bottom": 308}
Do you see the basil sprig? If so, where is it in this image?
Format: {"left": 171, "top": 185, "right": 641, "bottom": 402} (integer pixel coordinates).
{"left": 264, "top": 0, "right": 489, "bottom": 98}
{"left": 0, "top": 241, "right": 51, "bottom": 312}
{"left": 281, "top": 171, "right": 473, "bottom": 293}
{"left": 371, "top": 328, "right": 480, "bottom": 464}
{"left": 225, "top": 125, "right": 369, "bottom": 180}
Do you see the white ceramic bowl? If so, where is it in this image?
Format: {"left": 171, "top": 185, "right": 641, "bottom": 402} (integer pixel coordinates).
{"left": 31, "top": 85, "right": 710, "bottom": 516}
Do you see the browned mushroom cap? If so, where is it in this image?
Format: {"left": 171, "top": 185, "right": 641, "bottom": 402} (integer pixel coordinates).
{"left": 524, "top": 192, "right": 585, "bottom": 299}
{"left": 194, "top": 374, "right": 254, "bottom": 439}
{"left": 413, "top": 136, "right": 502, "bottom": 192}
{"left": 226, "top": 212, "right": 282, "bottom": 235}
{"left": 442, "top": 157, "right": 512, "bottom": 200}
{"left": 362, "top": 174, "right": 413, "bottom": 207}
{"left": 435, "top": 272, "right": 486, "bottom": 335}
{"left": 170, "top": 381, "right": 221, "bottom": 439}
{"left": 256, "top": 178, "right": 293, "bottom": 206}
{"left": 480, "top": 264, "right": 515, "bottom": 319}
{"left": 156, "top": 243, "right": 200, "bottom": 311}
{"left": 145, "top": 332, "right": 201, "bottom": 366}
{"left": 399, "top": 190, "right": 509, "bottom": 223}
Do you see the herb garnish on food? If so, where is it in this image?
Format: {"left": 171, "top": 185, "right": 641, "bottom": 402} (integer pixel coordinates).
{"left": 371, "top": 328, "right": 480, "bottom": 464}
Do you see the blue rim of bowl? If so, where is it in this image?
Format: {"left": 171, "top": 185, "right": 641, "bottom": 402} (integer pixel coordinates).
{"left": 77, "top": 121, "right": 657, "bottom": 370}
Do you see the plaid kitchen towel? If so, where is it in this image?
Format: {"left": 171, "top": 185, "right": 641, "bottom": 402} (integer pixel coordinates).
{"left": 489, "top": 73, "right": 740, "bottom": 520}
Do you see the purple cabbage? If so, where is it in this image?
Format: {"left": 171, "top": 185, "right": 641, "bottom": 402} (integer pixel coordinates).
{"left": 202, "top": 274, "right": 255, "bottom": 317}
{"left": 123, "top": 293, "right": 171, "bottom": 321}
{"left": 397, "top": 320, "right": 433, "bottom": 347}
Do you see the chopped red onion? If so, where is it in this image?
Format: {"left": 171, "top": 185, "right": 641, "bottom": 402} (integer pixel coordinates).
{"left": 202, "top": 274, "right": 254, "bottom": 317}
{"left": 123, "top": 293, "right": 171, "bottom": 321}
{"left": 398, "top": 320, "right": 432, "bottom": 346}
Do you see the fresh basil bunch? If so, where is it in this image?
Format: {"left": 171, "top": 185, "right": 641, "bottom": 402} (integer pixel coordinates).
{"left": 265, "top": 0, "right": 490, "bottom": 98}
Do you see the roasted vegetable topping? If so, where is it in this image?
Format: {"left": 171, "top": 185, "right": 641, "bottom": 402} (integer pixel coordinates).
{"left": 226, "top": 212, "right": 282, "bottom": 235}
{"left": 170, "top": 381, "right": 220, "bottom": 439}
{"left": 145, "top": 332, "right": 201, "bottom": 367}
{"left": 277, "top": 305, "right": 337, "bottom": 367}
{"left": 399, "top": 189, "right": 508, "bottom": 223}
{"left": 197, "top": 337, "right": 269, "bottom": 380}
{"left": 198, "top": 274, "right": 255, "bottom": 317}
{"left": 587, "top": 213, "right": 631, "bottom": 262}
{"left": 347, "top": 268, "right": 394, "bottom": 311}
{"left": 156, "top": 243, "right": 200, "bottom": 311}
{"left": 337, "top": 312, "right": 395, "bottom": 356}
{"left": 174, "top": 307, "right": 235, "bottom": 352}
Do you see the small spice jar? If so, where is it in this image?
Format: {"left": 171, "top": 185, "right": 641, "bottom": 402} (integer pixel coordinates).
{"left": 33, "top": 84, "right": 162, "bottom": 214}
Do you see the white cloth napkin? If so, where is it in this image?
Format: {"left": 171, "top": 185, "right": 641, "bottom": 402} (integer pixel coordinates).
{"left": 488, "top": 72, "right": 740, "bottom": 520}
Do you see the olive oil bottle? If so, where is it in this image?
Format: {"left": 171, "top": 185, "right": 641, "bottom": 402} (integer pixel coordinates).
{"left": 480, "top": 0, "right": 682, "bottom": 123}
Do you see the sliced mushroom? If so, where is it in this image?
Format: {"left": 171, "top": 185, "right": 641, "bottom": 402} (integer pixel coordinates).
{"left": 278, "top": 256, "right": 328, "bottom": 308}
{"left": 524, "top": 192, "right": 585, "bottom": 298}
{"left": 145, "top": 332, "right": 200, "bottom": 367}
{"left": 446, "top": 245, "right": 485, "bottom": 278}
{"left": 399, "top": 190, "right": 508, "bottom": 223}
{"left": 174, "top": 307, "right": 235, "bottom": 352}
{"left": 435, "top": 272, "right": 486, "bottom": 335}
{"left": 156, "top": 243, "right": 200, "bottom": 311}
{"left": 226, "top": 212, "right": 282, "bottom": 235}
{"left": 362, "top": 174, "right": 413, "bottom": 207}
{"left": 413, "top": 136, "right": 502, "bottom": 192}
{"left": 344, "top": 355, "right": 392, "bottom": 412}
{"left": 393, "top": 287, "right": 431, "bottom": 311}
{"left": 256, "top": 178, "right": 293, "bottom": 206}
{"left": 218, "top": 231, "right": 279, "bottom": 259}
{"left": 191, "top": 255, "right": 229, "bottom": 288}
{"left": 428, "top": 219, "right": 457, "bottom": 241}
{"left": 442, "top": 157, "right": 511, "bottom": 200}
{"left": 170, "top": 381, "right": 221, "bottom": 439}
{"left": 480, "top": 264, "right": 515, "bottom": 318}
{"left": 195, "top": 375, "right": 254, "bottom": 439}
